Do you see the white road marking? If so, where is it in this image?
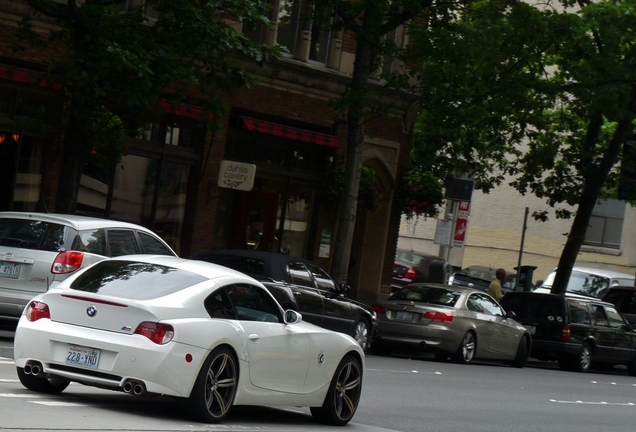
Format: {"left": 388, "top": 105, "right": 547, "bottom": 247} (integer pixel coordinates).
{"left": 0, "top": 393, "right": 43, "bottom": 398}
{"left": 367, "top": 368, "right": 442, "bottom": 375}
{"left": 29, "top": 401, "right": 84, "bottom": 407}
{"left": 550, "top": 399, "right": 636, "bottom": 406}
{"left": 0, "top": 379, "right": 19, "bottom": 382}
{"left": 590, "top": 380, "right": 636, "bottom": 387}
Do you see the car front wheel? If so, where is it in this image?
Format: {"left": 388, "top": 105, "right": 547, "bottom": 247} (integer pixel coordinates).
{"left": 188, "top": 346, "right": 238, "bottom": 423}
{"left": 571, "top": 342, "right": 593, "bottom": 373}
{"left": 311, "top": 354, "right": 362, "bottom": 426}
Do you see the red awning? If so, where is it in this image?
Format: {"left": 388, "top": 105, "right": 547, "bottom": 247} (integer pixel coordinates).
{"left": 158, "top": 100, "right": 214, "bottom": 121}
{"left": 241, "top": 117, "right": 339, "bottom": 148}
{"left": 0, "top": 65, "right": 60, "bottom": 89}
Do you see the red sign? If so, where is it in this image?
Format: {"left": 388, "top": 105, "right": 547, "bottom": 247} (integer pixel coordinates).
{"left": 453, "top": 202, "right": 470, "bottom": 245}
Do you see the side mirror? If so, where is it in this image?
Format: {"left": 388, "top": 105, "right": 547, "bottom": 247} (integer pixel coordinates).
{"left": 284, "top": 309, "right": 302, "bottom": 324}
{"left": 338, "top": 283, "right": 351, "bottom": 294}
{"left": 505, "top": 310, "right": 517, "bottom": 319}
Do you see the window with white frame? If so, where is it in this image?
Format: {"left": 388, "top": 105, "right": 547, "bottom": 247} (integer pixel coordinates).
{"left": 584, "top": 199, "right": 625, "bottom": 249}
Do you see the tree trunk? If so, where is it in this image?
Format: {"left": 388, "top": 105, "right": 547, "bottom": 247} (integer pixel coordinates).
{"left": 55, "top": 100, "right": 91, "bottom": 214}
{"left": 550, "top": 117, "right": 634, "bottom": 295}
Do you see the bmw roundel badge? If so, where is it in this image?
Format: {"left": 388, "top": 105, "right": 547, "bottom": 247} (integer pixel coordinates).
{"left": 87, "top": 306, "right": 97, "bottom": 317}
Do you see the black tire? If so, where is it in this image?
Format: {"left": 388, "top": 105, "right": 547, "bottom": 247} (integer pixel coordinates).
{"left": 16, "top": 367, "right": 70, "bottom": 394}
{"left": 352, "top": 318, "right": 370, "bottom": 350}
{"left": 310, "top": 354, "right": 362, "bottom": 426}
{"left": 510, "top": 336, "right": 528, "bottom": 368}
{"left": 571, "top": 342, "right": 593, "bottom": 373}
{"left": 452, "top": 331, "right": 476, "bottom": 364}
{"left": 187, "top": 346, "right": 238, "bottom": 423}
{"left": 370, "top": 340, "right": 391, "bottom": 356}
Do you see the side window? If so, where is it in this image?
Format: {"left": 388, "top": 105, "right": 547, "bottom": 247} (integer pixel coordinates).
{"left": 592, "top": 304, "right": 609, "bottom": 327}
{"left": 138, "top": 231, "right": 174, "bottom": 255}
{"left": 306, "top": 263, "right": 336, "bottom": 290}
{"left": 226, "top": 284, "right": 281, "bottom": 323}
{"left": 204, "top": 288, "right": 238, "bottom": 320}
{"left": 288, "top": 262, "right": 315, "bottom": 288}
{"left": 76, "top": 229, "right": 107, "bottom": 255}
{"left": 470, "top": 293, "right": 503, "bottom": 316}
{"left": 107, "top": 230, "right": 141, "bottom": 256}
{"left": 568, "top": 301, "right": 590, "bottom": 324}
{"left": 605, "top": 306, "right": 627, "bottom": 329}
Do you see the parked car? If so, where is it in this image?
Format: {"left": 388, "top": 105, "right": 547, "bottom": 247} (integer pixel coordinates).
{"left": 370, "top": 283, "right": 531, "bottom": 367}
{"left": 602, "top": 286, "right": 636, "bottom": 325}
{"left": 535, "top": 266, "right": 635, "bottom": 298}
{"left": 194, "top": 249, "right": 377, "bottom": 350}
{"left": 392, "top": 248, "right": 447, "bottom": 291}
{"left": 448, "top": 265, "right": 521, "bottom": 293}
{"left": 500, "top": 291, "right": 636, "bottom": 374}
{"left": 0, "top": 212, "right": 176, "bottom": 322}
{"left": 13, "top": 255, "right": 364, "bottom": 425}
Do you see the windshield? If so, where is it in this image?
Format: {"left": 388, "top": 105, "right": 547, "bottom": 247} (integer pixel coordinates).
{"left": 542, "top": 270, "right": 610, "bottom": 298}
{"left": 391, "top": 285, "right": 460, "bottom": 306}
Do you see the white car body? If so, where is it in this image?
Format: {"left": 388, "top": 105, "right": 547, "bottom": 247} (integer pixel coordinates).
{"left": 13, "top": 255, "right": 364, "bottom": 424}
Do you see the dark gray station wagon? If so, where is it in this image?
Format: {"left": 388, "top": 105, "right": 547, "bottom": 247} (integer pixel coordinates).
{"left": 501, "top": 292, "right": 636, "bottom": 374}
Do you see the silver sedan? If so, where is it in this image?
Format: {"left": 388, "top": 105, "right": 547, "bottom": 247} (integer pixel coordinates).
{"left": 371, "top": 283, "right": 531, "bottom": 367}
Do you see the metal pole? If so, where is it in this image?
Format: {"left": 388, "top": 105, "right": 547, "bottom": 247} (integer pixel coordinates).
{"left": 515, "top": 207, "right": 529, "bottom": 291}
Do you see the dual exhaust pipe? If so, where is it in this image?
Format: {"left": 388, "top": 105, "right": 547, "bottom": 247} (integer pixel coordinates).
{"left": 23, "top": 360, "right": 46, "bottom": 377}
{"left": 122, "top": 379, "right": 146, "bottom": 396}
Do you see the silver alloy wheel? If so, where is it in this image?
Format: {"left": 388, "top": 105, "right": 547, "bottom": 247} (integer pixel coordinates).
{"left": 333, "top": 359, "right": 362, "bottom": 421}
{"left": 353, "top": 319, "right": 369, "bottom": 349}
{"left": 578, "top": 343, "right": 592, "bottom": 372}
{"left": 204, "top": 351, "right": 237, "bottom": 419}
{"left": 459, "top": 332, "right": 476, "bottom": 363}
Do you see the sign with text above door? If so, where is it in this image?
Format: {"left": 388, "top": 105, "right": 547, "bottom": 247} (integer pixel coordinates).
{"left": 217, "top": 160, "right": 256, "bottom": 191}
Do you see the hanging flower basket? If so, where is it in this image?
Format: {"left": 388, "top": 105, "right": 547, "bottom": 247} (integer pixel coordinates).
{"left": 324, "top": 164, "right": 384, "bottom": 212}
{"left": 395, "top": 170, "right": 444, "bottom": 219}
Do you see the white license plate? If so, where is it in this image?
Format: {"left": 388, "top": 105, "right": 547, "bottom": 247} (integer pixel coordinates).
{"left": 66, "top": 345, "right": 101, "bottom": 369}
{"left": 525, "top": 325, "right": 536, "bottom": 335}
{"left": 395, "top": 311, "right": 413, "bottom": 322}
{"left": 0, "top": 262, "right": 20, "bottom": 279}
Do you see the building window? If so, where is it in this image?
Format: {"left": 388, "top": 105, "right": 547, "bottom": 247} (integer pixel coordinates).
{"left": 584, "top": 199, "right": 625, "bottom": 249}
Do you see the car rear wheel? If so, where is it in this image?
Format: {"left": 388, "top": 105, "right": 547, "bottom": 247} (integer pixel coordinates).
{"left": 352, "top": 318, "right": 370, "bottom": 350}
{"left": 16, "top": 367, "right": 70, "bottom": 394}
{"left": 310, "top": 354, "right": 362, "bottom": 426}
{"left": 188, "top": 346, "right": 238, "bottom": 423}
{"left": 571, "top": 342, "right": 593, "bottom": 373}
{"left": 453, "top": 331, "right": 476, "bottom": 364}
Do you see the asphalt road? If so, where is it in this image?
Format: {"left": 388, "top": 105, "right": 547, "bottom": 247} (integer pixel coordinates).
{"left": 1, "top": 324, "right": 636, "bottom": 432}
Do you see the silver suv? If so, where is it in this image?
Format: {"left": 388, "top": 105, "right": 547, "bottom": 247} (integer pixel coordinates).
{"left": 0, "top": 212, "right": 177, "bottom": 321}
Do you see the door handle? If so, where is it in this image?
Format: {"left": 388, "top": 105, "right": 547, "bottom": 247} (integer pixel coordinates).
{"left": 248, "top": 334, "right": 260, "bottom": 342}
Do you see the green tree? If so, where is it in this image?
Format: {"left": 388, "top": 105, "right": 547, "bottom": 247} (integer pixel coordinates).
{"left": 312, "top": 0, "right": 439, "bottom": 284}
{"left": 15, "top": 0, "right": 277, "bottom": 213}
{"left": 409, "top": 0, "right": 636, "bottom": 294}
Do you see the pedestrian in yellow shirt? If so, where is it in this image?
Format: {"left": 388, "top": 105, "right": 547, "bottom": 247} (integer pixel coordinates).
{"left": 487, "top": 268, "right": 506, "bottom": 301}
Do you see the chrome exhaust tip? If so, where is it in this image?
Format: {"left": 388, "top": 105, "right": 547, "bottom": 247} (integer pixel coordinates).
{"left": 122, "top": 379, "right": 146, "bottom": 396}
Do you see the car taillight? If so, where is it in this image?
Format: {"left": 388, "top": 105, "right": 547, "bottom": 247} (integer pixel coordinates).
{"left": 424, "top": 311, "right": 454, "bottom": 323}
{"left": 26, "top": 301, "right": 51, "bottom": 321}
{"left": 134, "top": 322, "right": 174, "bottom": 345}
{"left": 51, "top": 251, "right": 85, "bottom": 274}
{"left": 372, "top": 305, "right": 386, "bottom": 314}
{"left": 404, "top": 267, "right": 417, "bottom": 279}
{"left": 561, "top": 323, "right": 571, "bottom": 342}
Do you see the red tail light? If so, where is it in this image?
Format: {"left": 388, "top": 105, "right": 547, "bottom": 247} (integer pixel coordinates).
{"left": 424, "top": 311, "right": 454, "bottom": 323}
{"left": 561, "top": 323, "right": 571, "bottom": 342}
{"left": 26, "top": 301, "right": 51, "bottom": 321}
{"left": 134, "top": 322, "right": 174, "bottom": 345}
{"left": 404, "top": 267, "right": 418, "bottom": 279}
{"left": 51, "top": 251, "right": 85, "bottom": 274}
{"left": 372, "top": 305, "right": 386, "bottom": 314}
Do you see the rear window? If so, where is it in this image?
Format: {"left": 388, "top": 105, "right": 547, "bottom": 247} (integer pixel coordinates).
{"left": 542, "top": 270, "right": 610, "bottom": 298}
{"left": 0, "top": 218, "right": 71, "bottom": 252}
{"left": 395, "top": 251, "right": 426, "bottom": 265}
{"left": 391, "top": 286, "right": 460, "bottom": 306}
{"left": 500, "top": 294, "right": 566, "bottom": 321}
{"left": 70, "top": 260, "right": 207, "bottom": 300}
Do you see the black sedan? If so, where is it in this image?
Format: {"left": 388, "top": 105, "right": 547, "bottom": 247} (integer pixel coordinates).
{"left": 194, "top": 249, "right": 377, "bottom": 349}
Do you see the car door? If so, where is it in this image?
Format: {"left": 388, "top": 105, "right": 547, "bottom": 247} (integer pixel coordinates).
{"left": 223, "top": 283, "right": 311, "bottom": 394}
{"left": 286, "top": 262, "right": 325, "bottom": 328}
{"left": 589, "top": 304, "right": 615, "bottom": 360}
{"left": 604, "top": 305, "right": 636, "bottom": 363}
{"left": 471, "top": 293, "right": 520, "bottom": 356}
{"left": 306, "top": 262, "right": 354, "bottom": 334}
